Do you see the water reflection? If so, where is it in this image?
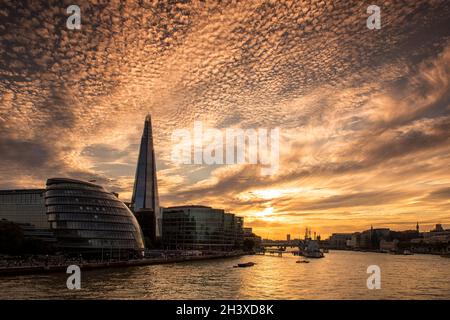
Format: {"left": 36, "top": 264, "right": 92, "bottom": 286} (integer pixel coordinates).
{"left": 1, "top": 251, "right": 449, "bottom": 299}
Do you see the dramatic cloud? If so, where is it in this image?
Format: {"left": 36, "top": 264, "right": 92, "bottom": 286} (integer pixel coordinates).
{"left": 1, "top": 0, "right": 449, "bottom": 238}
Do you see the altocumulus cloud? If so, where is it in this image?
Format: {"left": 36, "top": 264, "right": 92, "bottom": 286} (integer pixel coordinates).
{"left": 0, "top": 0, "right": 450, "bottom": 237}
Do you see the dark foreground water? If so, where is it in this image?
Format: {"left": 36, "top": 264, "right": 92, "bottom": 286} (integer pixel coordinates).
{"left": 1, "top": 251, "right": 449, "bottom": 299}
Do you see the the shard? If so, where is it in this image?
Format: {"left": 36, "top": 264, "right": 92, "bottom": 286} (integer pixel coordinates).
{"left": 131, "top": 115, "right": 161, "bottom": 240}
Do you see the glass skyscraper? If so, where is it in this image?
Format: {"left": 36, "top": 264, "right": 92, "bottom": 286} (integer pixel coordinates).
{"left": 131, "top": 115, "right": 161, "bottom": 240}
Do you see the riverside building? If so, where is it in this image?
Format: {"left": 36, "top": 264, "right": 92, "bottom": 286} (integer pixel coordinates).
{"left": 45, "top": 178, "right": 145, "bottom": 257}
{"left": 161, "top": 205, "right": 244, "bottom": 251}
{"left": 0, "top": 189, "right": 55, "bottom": 243}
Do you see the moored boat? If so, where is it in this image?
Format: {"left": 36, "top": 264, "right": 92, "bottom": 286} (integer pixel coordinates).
{"left": 299, "top": 238, "right": 325, "bottom": 258}
{"left": 303, "top": 250, "right": 324, "bottom": 258}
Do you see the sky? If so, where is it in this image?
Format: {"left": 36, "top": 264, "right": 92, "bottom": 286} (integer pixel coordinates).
{"left": 0, "top": 0, "right": 449, "bottom": 239}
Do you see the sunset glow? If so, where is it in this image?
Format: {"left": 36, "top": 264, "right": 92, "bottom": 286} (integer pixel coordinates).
{"left": 1, "top": 0, "right": 449, "bottom": 240}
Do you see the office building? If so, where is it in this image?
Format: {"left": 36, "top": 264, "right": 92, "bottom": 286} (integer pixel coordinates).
{"left": 0, "top": 189, "right": 55, "bottom": 243}
{"left": 131, "top": 115, "right": 161, "bottom": 242}
{"left": 45, "top": 178, "right": 144, "bottom": 257}
{"left": 161, "top": 205, "right": 244, "bottom": 251}
{"left": 328, "top": 233, "right": 353, "bottom": 249}
{"left": 243, "top": 227, "right": 253, "bottom": 236}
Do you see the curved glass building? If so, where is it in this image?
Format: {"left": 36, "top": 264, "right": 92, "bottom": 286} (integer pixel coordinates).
{"left": 45, "top": 178, "right": 144, "bottom": 257}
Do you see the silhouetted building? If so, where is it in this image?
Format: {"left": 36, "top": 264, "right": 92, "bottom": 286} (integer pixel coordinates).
{"left": 131, "top": 115, "right": 160, "bottom": 243}
{"left": 411, "top": 225, "right": 450, "bottom": 254}
{"left": 162, "top": 205, "right": 244, "bottom": 251}
{"left": 379, "top": 239, "right": 399, "bottom": 252}
{"left": 388, "top": 229, "right": 419, "bottom": 242}
{"left": 328, "top": 233, "right": 352, "bottom": 249}
{"left": 243, "top": 227, "right": 253, "bottom": 236}
{"left": 431, "top": 224, "right": 444, "bottom": 232}
{"left": 349, "top": 232, "right": 361, "bottom": 249}
{"left": 243, "top": 231, "right": 262, "bottom": 251}
{"left": 45, "top": 178, "right": 144, "bottom": 257}
{"left": 359, "top": 227, "right": 390, "bottom": 249}
{"left": 0, "top": 189, "right": 55, "bottom": 243}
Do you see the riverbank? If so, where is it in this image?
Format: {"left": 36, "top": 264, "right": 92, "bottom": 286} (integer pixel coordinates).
{"left": 0, "top": 251, "right": 246, "bottom": 276}
{"left": 1, "top": 251, "right": 449, "bottom": 299}
{"left": 326, "top": 248, "right": 449, "bottom": 256}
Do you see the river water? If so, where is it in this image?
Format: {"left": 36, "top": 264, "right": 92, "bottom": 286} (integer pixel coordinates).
{"left": 1, "top": 251, "right": 449, "bottom": 299}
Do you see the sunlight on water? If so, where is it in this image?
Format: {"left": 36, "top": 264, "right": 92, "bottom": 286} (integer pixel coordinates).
{"left": 1, "top": 251, "right": 449, "bottom": 299}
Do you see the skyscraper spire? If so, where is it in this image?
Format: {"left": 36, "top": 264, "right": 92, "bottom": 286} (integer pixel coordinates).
{"left": 131, "top": 114, "right": 161, "bottom": 239}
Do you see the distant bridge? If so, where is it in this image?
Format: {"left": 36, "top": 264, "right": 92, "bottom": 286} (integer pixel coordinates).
{"left": 256, "top": 247, "right": 302, "bottom": 257}
{"left": 260, "top": 240, "right": 300, "bottom": 248}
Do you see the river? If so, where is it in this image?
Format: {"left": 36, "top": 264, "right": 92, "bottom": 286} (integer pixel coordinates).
{"left": 1, "top": 251, "right": 449, "bottom": 299}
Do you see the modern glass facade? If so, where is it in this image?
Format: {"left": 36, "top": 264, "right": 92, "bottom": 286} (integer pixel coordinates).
{"left": 0, "top": 189, "right": 47, "bottom": 228}
{"left": 131, "top": 115, "right": 161, "bottom": 240}
{"left": 162, "top": 206, "right": 244, "bottom": 251}
{"left": 0, "top": 189, "right": 55, "bottom": 242}
{"left": 45, "top": 178, "right": 144, "bottom": 256}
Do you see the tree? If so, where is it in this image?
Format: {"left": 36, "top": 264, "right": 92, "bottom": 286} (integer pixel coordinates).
{"left": 0, "top": 220, "right": 25, "bottom": 254}
{"left": 0, "top": 220, "right": 54, "bottom": 254}
{"left": 243, "top": 238, "right": 256, "bottom": 252}
{"left": 371, "top": 232, "right": 381, "bottom": 250}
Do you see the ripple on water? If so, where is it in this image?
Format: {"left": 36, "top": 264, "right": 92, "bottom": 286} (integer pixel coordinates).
{"left": 1, "top": 252, "right": 449, "bottom": 299}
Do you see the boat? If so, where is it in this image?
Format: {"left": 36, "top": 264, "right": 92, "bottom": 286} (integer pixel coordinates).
{"left": 303, "top": 250, "right": 324, "bottom": 258}
{"left": 235, "top": 262, "right": 256, "bottom": 268}
{"left": 299, "top": 239, "right": 324, "bottom": 258}
{"left": 296, "top": 260, "right": 310, "bottom": 263}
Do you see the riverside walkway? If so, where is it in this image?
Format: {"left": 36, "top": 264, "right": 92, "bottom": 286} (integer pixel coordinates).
{"left": 0, "top": 252, "right": 245, "bottom": 276}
